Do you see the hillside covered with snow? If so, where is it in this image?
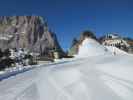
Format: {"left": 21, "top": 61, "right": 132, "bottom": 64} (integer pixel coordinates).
{"left": 0, "top": 37, "right": 133, "bottom": 100}
{"left": 77, "top": 38, "right": 110, "bottom": 57}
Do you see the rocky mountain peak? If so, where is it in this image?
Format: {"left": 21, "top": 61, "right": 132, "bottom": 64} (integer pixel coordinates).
{"left": 79, "top": 30, "right": 97, "bottom": 43}
{"left": 0, "top": 16, "right": 63, "bottom": 57}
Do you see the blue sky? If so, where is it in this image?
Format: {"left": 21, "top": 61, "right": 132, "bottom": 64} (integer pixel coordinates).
{"left": 0, "top": 0, "right": 133, "bottom": 50}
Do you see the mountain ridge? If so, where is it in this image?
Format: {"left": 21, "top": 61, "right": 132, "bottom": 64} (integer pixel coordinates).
{"left": 0, "top": 16, "right": 64, "bottom": 57}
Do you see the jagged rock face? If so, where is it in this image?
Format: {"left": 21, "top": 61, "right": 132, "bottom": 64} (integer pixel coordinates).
{"left": 68, "top": 38, "right": 79, "bottom": 56}
{"left": 0, "top": 16, "right": 63, "bottom": 56}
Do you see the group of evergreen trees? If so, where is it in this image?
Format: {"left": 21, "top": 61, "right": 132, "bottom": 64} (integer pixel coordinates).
{"left": 0, "top": 48, "right": 36, "bottom": 71}
{"left": 0, "top": 49, "right": 14, "bottom": 70}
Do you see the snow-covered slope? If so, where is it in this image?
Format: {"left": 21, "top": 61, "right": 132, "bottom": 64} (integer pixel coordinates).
{"left": 0, "top": 38, "right": 133, "bottom": 100}
{"left": 0, "top": 55, "right": 133, "bottom": 100}
{"left": 76, "top": 38, "right": 109, "bottom": 57}
{"left": 105, "top": 46, "right": 128, "bottom": 55}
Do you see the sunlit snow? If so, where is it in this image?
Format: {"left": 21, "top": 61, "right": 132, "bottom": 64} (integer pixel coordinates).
{"left": 0, "top": 38, "right": 133, "bottom": 100}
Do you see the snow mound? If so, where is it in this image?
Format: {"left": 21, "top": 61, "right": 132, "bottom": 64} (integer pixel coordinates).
{"left": 76, "top": 38, "right": 109, "bottom": 57}
{"left": 105, "top": 46, "right": 128, "bottom": 55}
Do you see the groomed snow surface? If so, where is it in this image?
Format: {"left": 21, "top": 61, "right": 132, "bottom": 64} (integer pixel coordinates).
{"left": 0, "top": 38, "right": 133, "bottom": 100}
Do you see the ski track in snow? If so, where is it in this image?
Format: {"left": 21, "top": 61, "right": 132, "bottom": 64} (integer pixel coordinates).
{"left": 0, "top": 55, "right": 132, "bottom": 100}
{"left": 0, "top": 38, "right": 133, "bottom": 100}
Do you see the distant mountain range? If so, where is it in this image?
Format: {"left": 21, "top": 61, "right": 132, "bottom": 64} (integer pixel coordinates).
{"left": 0, "top": 16, "right": 64, "bottom": 58}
